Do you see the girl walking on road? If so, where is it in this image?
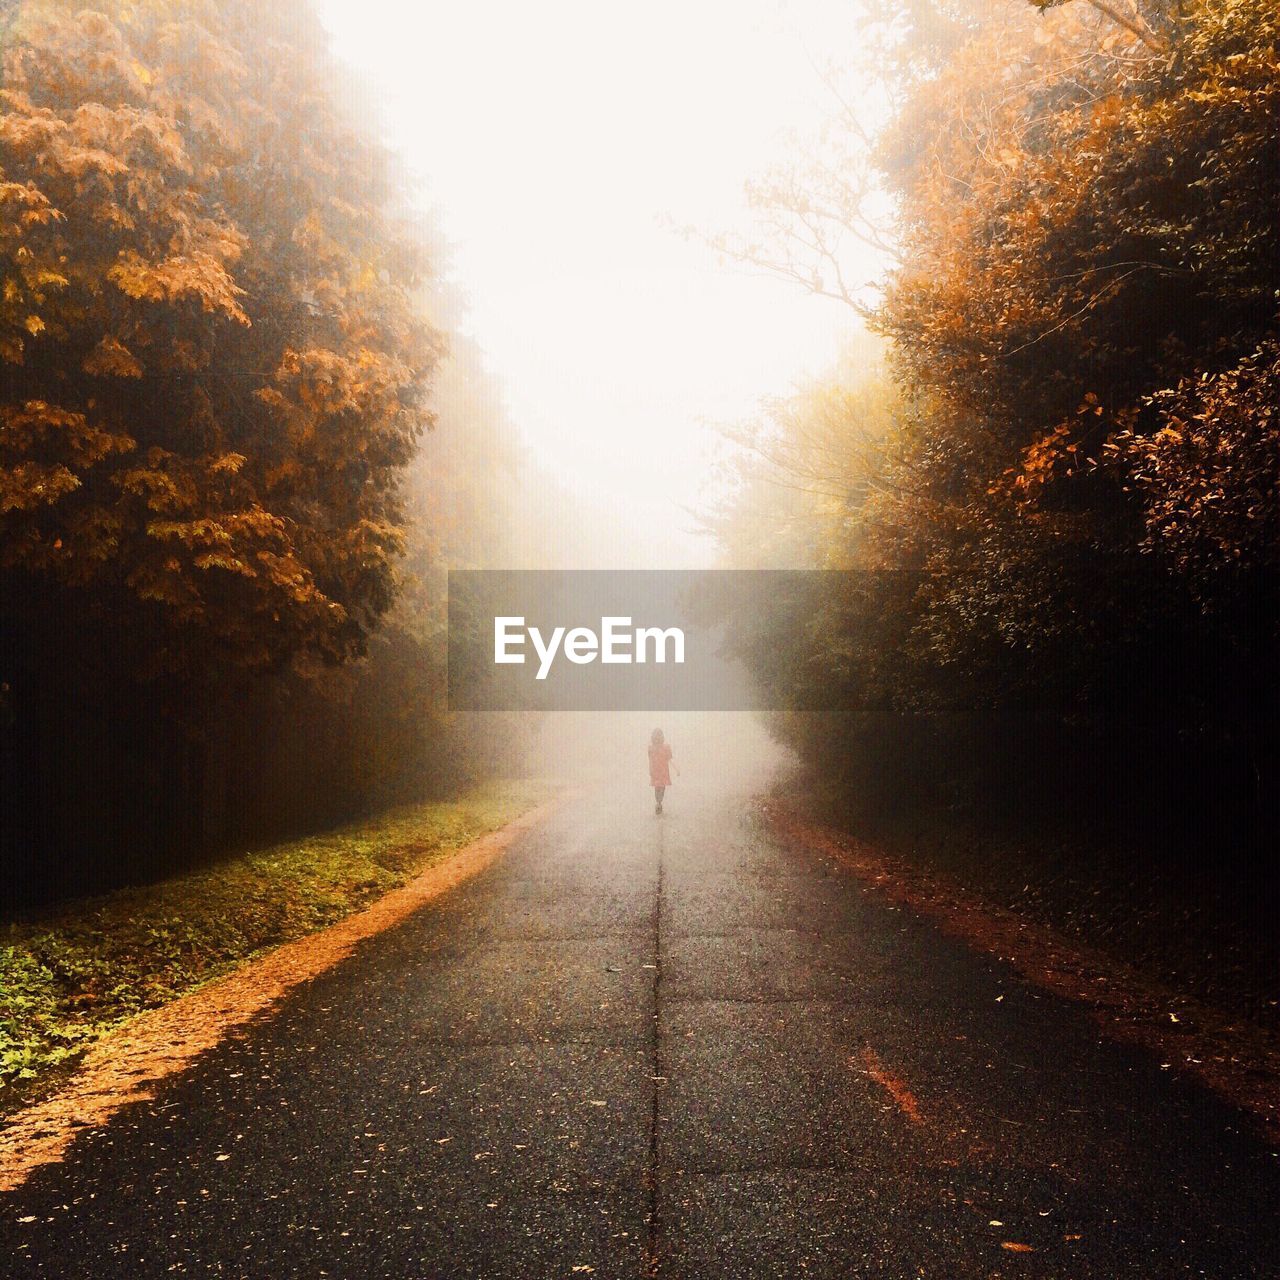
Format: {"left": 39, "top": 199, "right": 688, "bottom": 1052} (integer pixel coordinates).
{"left": 649, "top": 728, "right": 674, "bottom": 815}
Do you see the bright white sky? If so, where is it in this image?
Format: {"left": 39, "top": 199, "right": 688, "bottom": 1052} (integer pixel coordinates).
{"left": 316, "top": 0, "right": 882, "bottom": 567}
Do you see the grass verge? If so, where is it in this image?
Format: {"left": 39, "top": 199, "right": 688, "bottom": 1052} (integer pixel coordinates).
{"left": 765, "top": 798, "right": 1280, "bottom": 1141}
{"left": 793, "top": 773, "right": 1278, "bottom": 1034}
{"left": 862, "top": 810, "right": 1279, "bottom": 1033}
{"left": 1, "top": 778, "right": 545, "bottom": 1114}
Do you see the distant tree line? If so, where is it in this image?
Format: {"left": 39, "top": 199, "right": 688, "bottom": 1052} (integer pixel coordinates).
{"left": 0, "top": 0, "right": 526, "bottom": 901}
{"left": 715, "top": 0, "right": 1279, "bottom": 859}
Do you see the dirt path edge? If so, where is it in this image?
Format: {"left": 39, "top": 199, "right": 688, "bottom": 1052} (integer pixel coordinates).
{"left": 0, "top": 798, "right": 559, "bottom": 1193}
{"left": 765, "top": 800, "right": 1280, "bottom": 1146}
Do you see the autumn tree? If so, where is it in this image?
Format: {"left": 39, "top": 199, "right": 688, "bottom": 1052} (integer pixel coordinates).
{"left": 716, "top": 0, "right": 1280, "bottom": 840}
{"left": 0, "top": 0, "right": 437, "bottom": 685}
{"left": 0, "top": 0, "right": 441, "bottom": 887}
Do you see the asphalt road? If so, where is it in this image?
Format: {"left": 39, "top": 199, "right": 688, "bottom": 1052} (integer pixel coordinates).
{"left": 4, "top": 783, "right": 1279, "bottom": 1277}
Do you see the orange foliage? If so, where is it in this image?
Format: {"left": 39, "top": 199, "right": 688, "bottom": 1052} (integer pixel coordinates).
{"left": 0, "top": 0, "right": 438, "bottom": 680}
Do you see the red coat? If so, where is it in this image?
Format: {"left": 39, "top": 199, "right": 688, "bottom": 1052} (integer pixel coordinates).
{"left": 648, "top": 742, "right": 672, "bottom": 787}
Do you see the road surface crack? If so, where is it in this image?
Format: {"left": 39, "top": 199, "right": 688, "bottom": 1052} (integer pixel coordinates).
{"left": 646, "top": 820, "right": 666, "bottom": 1276}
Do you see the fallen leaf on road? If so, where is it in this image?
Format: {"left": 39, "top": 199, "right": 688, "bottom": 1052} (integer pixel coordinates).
{"left": 215, "top": 1154, "right": 230, "bottom": 1162}
{"left": 858, "top": 1047, "right": 925, "bottom": 1125}
{"left": 765, "top": 806, "right": 1280, "bottom": 1145}
{"left": 1001, "top": 1242, "right": 1035, "bottom": 1253}
{"left": 0, "top": 805, "right": 560, "bottom": 1196}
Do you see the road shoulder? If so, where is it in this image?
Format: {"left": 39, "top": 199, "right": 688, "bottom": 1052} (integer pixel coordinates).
{"left": 0, "top": 796, "right": 559, "bottom": 1192}
{"left": 765, "top": 799, "right": 1280, "bottom": 1144}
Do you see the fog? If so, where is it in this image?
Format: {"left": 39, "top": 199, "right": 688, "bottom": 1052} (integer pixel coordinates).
{"left": 7, "top": 0, "right": 1270, "bottom": 978}
{"left": 316, "top": 0, "right": 879, "bottom": 570}
{"left": 535, "top": 712, "right": 796, "bottom": 799}
{"left": 308, "top": 1, "right": 896, "bottom": 789}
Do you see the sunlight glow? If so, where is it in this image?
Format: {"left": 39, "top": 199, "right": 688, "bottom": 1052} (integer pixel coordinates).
{"left": 315, "top": 0, "right": 884, "bottom": 566}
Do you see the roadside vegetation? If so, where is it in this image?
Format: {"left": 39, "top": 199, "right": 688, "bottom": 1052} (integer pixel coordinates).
{"left": 0, "top": 0, "right": 543, "bottom": 901}
{"left": 788, "top": 776, "right": 1280, "bottom": 1031}
{"left": 0, "top": 779, "right": 543, "bottom": 1112}
{"left": 713, "top": 0, "right": 1279, "bottom": 1020}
